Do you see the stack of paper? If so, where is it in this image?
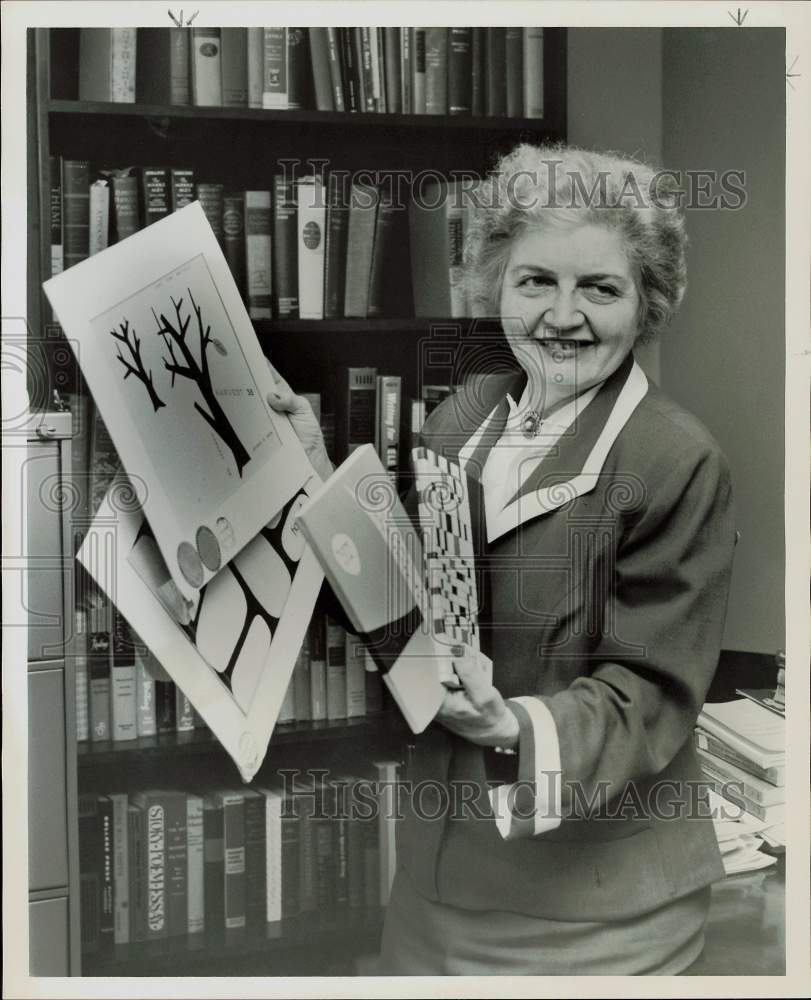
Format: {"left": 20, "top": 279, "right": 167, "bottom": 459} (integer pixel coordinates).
{"left": 707, "top": 791, "right": 777, "bottom": 875}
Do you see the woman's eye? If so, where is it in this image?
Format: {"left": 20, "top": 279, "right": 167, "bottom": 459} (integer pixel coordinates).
{"left": 583, "top": 283, "right": 619, "bottom": 300}
{"left": 518, "top": 275, "right": 553, "bottom": 289}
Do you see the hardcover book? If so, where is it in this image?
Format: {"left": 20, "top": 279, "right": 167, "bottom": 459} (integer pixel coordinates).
{"left": 79, "top": 28, "right": 137, "bottom": 103}
{"left": 136, "top": 27, "right": 191, "bottom": 106}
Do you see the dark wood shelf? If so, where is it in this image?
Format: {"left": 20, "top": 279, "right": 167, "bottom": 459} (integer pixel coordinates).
{"left": 82, "top": 907, "right": 384, "bottom": 976}
{"left": 257, "top": 317, "right": 471, "bottom": 335}
{"left": 47, "top": 99, "right": 559, "bottom": 134}
{"left": 77, "top": 713, "right": 404, "bottom": 768}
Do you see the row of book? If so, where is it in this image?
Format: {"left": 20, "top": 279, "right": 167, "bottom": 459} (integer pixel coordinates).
{"left": 696, "top": 691, "right": 786, "bottom": 874}
{"left": 77, "top": 26, "right": 546, "bottom": 118}
{"left": 79, "top": 765, "right": 400, "bottom": 952}
{"left": 52, "top": 159, "right": 480, "bottom": 319}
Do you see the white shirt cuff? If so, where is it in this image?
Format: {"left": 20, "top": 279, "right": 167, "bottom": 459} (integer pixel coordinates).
{"left": 488, "top": 696, "right": 562, "bottom": 839}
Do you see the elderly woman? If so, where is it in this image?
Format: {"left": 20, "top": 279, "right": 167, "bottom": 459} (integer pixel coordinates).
{"left": 270, "top": 144, "right": 736, "bottom": 976}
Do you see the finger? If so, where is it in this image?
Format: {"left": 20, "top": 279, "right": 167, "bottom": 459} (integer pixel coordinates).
{"left": 265, "top": 358, "right": 286, "bottom": 386}
{"left": 452, "top": 649, "right": 491, "bottom": 706}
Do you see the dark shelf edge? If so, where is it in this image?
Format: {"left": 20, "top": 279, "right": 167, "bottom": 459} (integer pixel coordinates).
{"left": 81, "top": 909, "right": 384, "bottom": 976}
{"left": 256, "top": 317, "right": 473, "bottom": 334}
{"left": 47, "top": 98, "right": 561, "bottom": 133}
{"left": 77, "top": 713, "right": 403, "bottom": 767}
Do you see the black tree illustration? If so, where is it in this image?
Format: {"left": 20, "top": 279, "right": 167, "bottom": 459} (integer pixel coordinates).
{"left": 154, "top": 289, "right": 250, "bottom": 476}
{"left": 111, "top": 320, "right": 166, "bottom": 411}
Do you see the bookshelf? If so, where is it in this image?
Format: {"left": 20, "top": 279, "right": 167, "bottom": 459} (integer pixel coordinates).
{"left": 26, "top": 25, "right": 568, "bottom": 976}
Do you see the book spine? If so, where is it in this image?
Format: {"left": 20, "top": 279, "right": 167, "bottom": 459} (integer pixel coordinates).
{"left": 340, "top": 28, "right": 359, "bottom": 113}
{"left": 134, "top": 652, "right": 157, "bottom": 737}
{"left": 371, "top": 27, "right": 385, "bottom": 112}
{"left": 413, "top": 28, "right": 427, "bottom": 113}
{"left": 162, "top": 792, "right": 186, "bottom": 937}
{"left": 337, "top": 365, "right": 378, "bottom": 457}
{"left": 88, "top": 179, "right": 109, "bottom": 255}
{"left": 346, "top": 784, "right": 366, "bottom": 907}
{"left": 220, "top": 27, "right": 248, "bottom": 107}
{"left": 362, "top": 801, "right": 380, "bottom": 909}
{"left": 448, "top": 199, "right": 467, "bottom": 317}
{"left": 448, "top": 27, "right": 472, "bottom": 115}
{"left": 309, "top": 28, "right": 334, "bottom": 111}
{"left": 196, "top": 182, "right": 224, "bottom": 246}
{"left": 78, "top": 795, "right": 101, "bottom": 953}
{"left": 110, "top": 171, "right": 140, "bottom": 244}
{"left": 243, "top": 792, "right": 267, "bottom": 926}
{"left": 175, "top": 686, "right": 194, "bottom": 732}
{"left": 111, "top": 28, "right": 137, "bottom": 102}
{"left": 325, "top": 27, "right": 346, "bottom": 111}
{"left": 141, "top": 166, "right": 170, "bottom": 228}
{"left": 695, "top": 730, "right": 784, "bottom": 787}
{"left": 247, "top": 27, "right": 264, "bottom": 108}
{"left": 358, "top": 28, "right": 375, "bottom": 111}
{"left": 223, "top": 193, "right": 246, "bottom": 295}
{"left": 75, "top": 608, "right": 89, "bottom": 740}
{"left": 191, "top": 27, "right": 222, "bottom": 106}
{"left": 127, "top": 805, "right": 145, "bottom": 941}
{"left": 365, "top": 654, "right": 384, "bottom": 713}
{"left": 326, "top": 618, "right": 347, "bottom": 720}
{"left": 323, "top": 173, "right": 349, "bottom": 319}
{"left": 296, "top": 177, "right": 326, "bottom": 320}
{"left": 366, "top": 191, "right": 398, "bottom": 318}
{"left": 374, "top": 761, "right": 400, "bottom": 906}
{"left": 272, "top": 174, "right": 298, "bottom": 318}
{"left": 281, "top": 796, "right": 300, "bottom": 917}
{"left": 186, "top": 795, "right": 204, "bottom": 933}
{"left": 471, "top": 28, "right": 484, "bottom": 116}
{"left": 309, "top": 612, "right": 327, "bottom": 721}
{"left": 705, "top": 777, "right": 785, "bottom": 824}
{"left": 293, "top": 635, "right": 312, "bottom": 722}
{"left": 343, "top": 183, "right": 379, "bottom": 318}
{"left": 523, "top": 28, "right": 544, "bottom": 118}
{"left": 262, "top": 788, "right": 283, "bottom": 922}
{"left": 505, "top": 27, "right": 524, "bottom": 118}
{"left": 203, "top": 798, "right": 224, "bottom": 931}
{"left": 424, "top": 28, "right": 448, "bottom": 115}
{"left": 345, "top": 634, "right": 367, "bottom": 718}
{"left": 110, "top": 793, "right": 129, "bottom": 944}
{"left": 245, "top": 190, "right": 273, "bottom": 319}
{"left": 485, "top": 28, "right": 507, "bottom": 116}
{"left": 223, "top": 795, "right": 247, "bottom": 929}
{"left": 88, "top": 609, "right": 111, "bottom": 742}
{"left": 287, "top": 28, "right": 310, "bottom": 110}
{"left": 170, "top": 168, "right": 195, "bottom": 212}
{"left": 61, "top": 159, "right": 90, "bottom": 269}
{"left": 155, "top": 679, "right": 176, "bottom": 733}
{"left": 262, "top": 27, "right": 288, "bottom": 109}
{"left": 294, "top": 781, "right": 317, "bottom": 913}
{"left": 696, "top": 715, "right": 781, "bottom": 772}
{"left": 98, "top": 796, "right": 115, "bottom": 949}
{"left": 375, "top": 374, "right": 401, "bottom": 481}
{"left": 384, "top": 28, "right": 402, "bottom": 113}
{"left": 139, "top": 795, "right": 168, "bottom": 939}
{"left": 111, "top": 609, "right": 137, "bottom": 741}
{"left": 169, "top": 27, "right": 191, "bottom": 105}
{"left": 400, "top": 28, "right": 412, "bottom": 114}
{"left": 49, "top": 155, "right": 63, "bottom": 278}
{"left": 313, "top": 813, "right": 335, "bottom": 911}
{"left": 333, "top": 809, "right": 349, "bottom": 910}
{"left": 697, "top": 750, "right": 785, "bottom": 806}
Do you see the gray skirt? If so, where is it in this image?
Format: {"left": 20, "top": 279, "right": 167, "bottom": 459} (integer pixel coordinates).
{"left": 379, "top": 866, "right": 710, "bottom": 976}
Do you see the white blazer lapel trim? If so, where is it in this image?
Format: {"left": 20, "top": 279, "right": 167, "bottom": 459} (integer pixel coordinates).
{"left": 486, "top": 361, "right": 649, "bottom": 543}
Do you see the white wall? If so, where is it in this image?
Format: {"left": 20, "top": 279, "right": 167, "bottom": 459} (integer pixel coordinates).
{"left": 567, "top": 27, "right": 662, "bottom": 382}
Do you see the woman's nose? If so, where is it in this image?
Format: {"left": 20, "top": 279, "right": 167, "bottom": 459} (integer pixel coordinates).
{"left": 540, "top": 290, "right": 584, "bottom": 332}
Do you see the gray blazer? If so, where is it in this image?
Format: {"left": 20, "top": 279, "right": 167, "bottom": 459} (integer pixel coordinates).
{"left": 396, "top": 352, "right": 735, "bottom": 921}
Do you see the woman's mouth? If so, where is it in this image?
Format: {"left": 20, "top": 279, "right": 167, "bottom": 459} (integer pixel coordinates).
{"left": 534, "top": 338, "right": 595, "bottom": 359}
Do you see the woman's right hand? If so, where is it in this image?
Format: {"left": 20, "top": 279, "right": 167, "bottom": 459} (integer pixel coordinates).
{"left": 265, "top": 360, "right": 334, "bottom": 480}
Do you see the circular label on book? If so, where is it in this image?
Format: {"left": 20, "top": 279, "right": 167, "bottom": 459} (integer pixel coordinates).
{"left": 177, "top": 541, "right": 204, "bottom": 588}
{"left": 199, "top": 42, "right": 218, "bottom": 57}
{"left": 302, "top": 220, "right": 321, "bottom": 250}
{"left": 331, "top": 533, "right": 361, "bottom": 576}
{"left": 223, "top": 209, "right": 243, "bottom": 237}
{"left": 196, "top": 526, "right": 222, "bottom": 572}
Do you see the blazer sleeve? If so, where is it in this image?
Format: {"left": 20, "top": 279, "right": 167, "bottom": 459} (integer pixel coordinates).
{"left": 498, "top": 439, "right": 737, "bottom": 835}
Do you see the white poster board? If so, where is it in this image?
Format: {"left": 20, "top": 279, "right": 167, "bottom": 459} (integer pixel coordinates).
{"left": 44, "top": 201, "right": 312, "bottom": 602}
{"left": 78, "top": 476, "right": 324, "bottom": 782}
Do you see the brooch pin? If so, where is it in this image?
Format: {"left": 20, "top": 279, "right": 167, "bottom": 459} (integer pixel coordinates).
{"left": 521, "top": 411, "right": 543, "bottom": 438}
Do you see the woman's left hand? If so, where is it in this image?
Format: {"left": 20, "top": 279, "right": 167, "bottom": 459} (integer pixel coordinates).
{"left": 434, "top": 647, "right": 520, "bottom": 749}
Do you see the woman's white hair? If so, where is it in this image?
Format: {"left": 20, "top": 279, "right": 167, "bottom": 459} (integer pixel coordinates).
{"left": 464, "top": 143, "right": 688, "bottom": 342}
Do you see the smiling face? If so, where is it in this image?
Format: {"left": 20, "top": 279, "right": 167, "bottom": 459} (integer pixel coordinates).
{"left": 499, "top": 223, "right": 641, "bottom": 410}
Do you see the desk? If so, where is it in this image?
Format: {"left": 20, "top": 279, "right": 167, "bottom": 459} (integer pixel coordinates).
{"left": 684, "top": 856, "right": 785, "bottom": 975}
